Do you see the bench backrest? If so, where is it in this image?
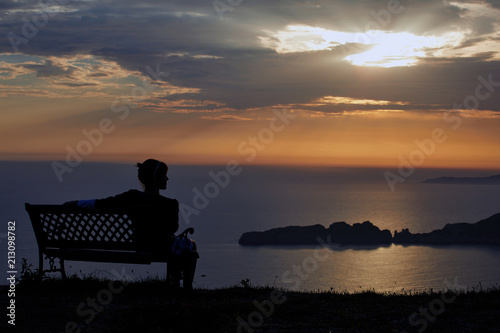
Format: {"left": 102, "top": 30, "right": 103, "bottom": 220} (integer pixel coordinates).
{"left": 26, "top": 203, "right": 139, "bottom": 251}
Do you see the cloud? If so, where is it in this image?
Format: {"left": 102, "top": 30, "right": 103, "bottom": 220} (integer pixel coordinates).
{"left": 1, "top": 0, "right": 500, "bottom": 117}
{"left": 485, "top": 0, "right": 500, "bottom": 9}
{"left": 22, "top": 59, "right": 76, "bottom": 78}
{"left": 0, "top": 61, "right": 34, "bottom": 79}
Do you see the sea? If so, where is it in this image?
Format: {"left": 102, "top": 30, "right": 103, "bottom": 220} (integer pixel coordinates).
{"left": 1, "top": 161, "right": 499, "bottom": 293}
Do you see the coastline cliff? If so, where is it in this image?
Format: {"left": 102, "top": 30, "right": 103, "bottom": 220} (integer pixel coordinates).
{"left": 239, "top": 213, "right": 500, "bottom": 246}
{"left": 422, "top": 174, "right": 500, "bottom": 185}
{"left": 393, "top": 212, "right": 500, "bottom": 245}
{"left": 239, "top": 220, "right": 392, "bottom": 246}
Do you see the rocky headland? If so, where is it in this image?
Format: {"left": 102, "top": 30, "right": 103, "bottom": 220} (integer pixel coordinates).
{"left": 422, "top": 174, "right": 500, "bottom": 185}
{"left": 393, "top": 212, "right": 500, "bottom": 245}
{"left": 239, "top": 213, "right": 500, "bottom": 246}
{"left": 239, "top": 220, "right": 393, "bottom": 246}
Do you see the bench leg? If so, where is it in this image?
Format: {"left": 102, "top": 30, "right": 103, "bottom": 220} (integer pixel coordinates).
{"left": 166, "top": 263, "right": 171, "bottom": 287}
{"left": 40, "top": 254, "right": 67, "bottom": 280}
{"left": 60, "top": 258, "right": 67, "bottom": 279}
{"left": 37, "top": 251, "right": 44, "bottom": 280}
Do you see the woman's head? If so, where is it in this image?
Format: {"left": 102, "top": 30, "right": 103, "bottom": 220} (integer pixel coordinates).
{"left": 137, "top": 159, "right": 168, "bottom": 191}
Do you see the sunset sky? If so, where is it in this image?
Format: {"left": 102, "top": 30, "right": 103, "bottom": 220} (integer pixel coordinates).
{"left": 1, "top": 0, "right": 499, "bottom": 169}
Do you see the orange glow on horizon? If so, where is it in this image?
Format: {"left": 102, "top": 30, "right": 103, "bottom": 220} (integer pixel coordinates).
{"left": 0, "top": 94, "right": 499, "bottom": 171}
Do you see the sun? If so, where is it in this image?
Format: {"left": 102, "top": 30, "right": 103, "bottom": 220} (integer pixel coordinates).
{"left": 259, "top": 25, "right": 464, "bottom": 67}
{"left": 345, "top": 31, "right": 462, "bottom": 67}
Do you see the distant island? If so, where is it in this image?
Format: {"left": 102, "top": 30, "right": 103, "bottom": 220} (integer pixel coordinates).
{"left": 422, "top": 174, "right": 500, "bottom": 185}
{"left": 239, "top": 213, "right": 500, "bottom": 246}
{"left": 239, "top": 221, "right": 392, "bottom": 246}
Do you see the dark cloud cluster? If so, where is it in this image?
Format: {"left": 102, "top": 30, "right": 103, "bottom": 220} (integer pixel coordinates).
{"left": 1, "top": 0, "right": 500, "bottom": 113}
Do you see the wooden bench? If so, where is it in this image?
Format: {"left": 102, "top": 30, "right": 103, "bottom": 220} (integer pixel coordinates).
{"left": 25, "top": 203, "right": 195, "bottom": 287}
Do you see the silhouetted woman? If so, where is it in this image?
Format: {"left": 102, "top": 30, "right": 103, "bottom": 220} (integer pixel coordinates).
{"left": 67, "top": 158, "right": 198, "bottom": 290}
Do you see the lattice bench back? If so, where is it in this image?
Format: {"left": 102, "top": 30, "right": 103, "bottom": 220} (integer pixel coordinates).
{"left": 26, "top": 204, "right": 138, "bottom": 251}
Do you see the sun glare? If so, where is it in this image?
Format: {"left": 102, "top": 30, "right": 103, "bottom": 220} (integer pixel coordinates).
{"left": 346, "top": 31, "right": 463, "bottom": 67}
{"left": 260, "top": 25, "right": 464, "bottom": 67}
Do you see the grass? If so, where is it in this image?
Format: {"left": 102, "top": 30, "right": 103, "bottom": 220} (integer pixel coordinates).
{"left": 2, "top": 273, "right": 500, "bottom": 333}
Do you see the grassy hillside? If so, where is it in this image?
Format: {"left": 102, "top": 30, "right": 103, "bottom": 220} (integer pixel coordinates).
{"left": 1, "top": 275, "right": 499, "bottom": 333}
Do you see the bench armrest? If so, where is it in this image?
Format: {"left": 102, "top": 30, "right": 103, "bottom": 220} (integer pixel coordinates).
{"left": 178, "top": 227, "right": 194, "bottom": 238}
